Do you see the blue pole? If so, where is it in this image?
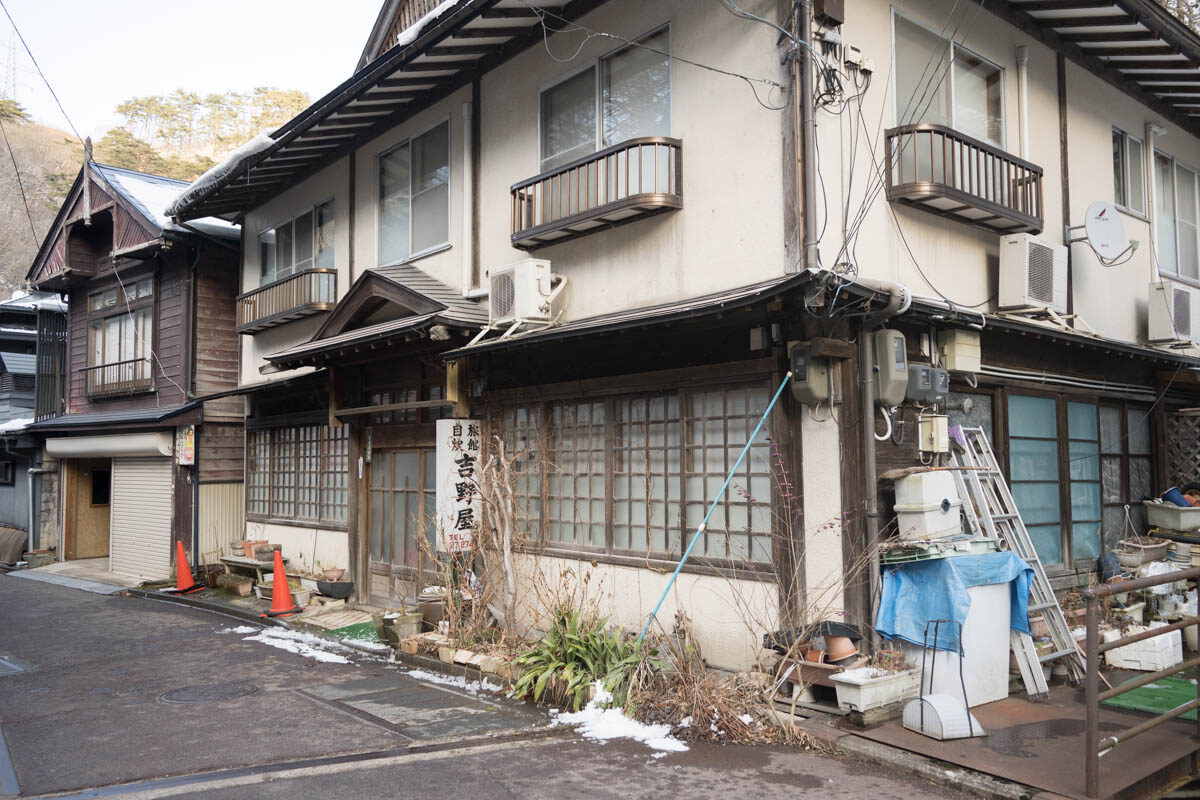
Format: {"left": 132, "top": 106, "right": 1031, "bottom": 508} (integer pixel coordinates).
{"left": 638, "top": 371, "right": 793, "bottom": 642}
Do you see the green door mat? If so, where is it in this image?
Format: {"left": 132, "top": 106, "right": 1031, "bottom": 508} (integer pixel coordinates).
{"left": 327, "top": 621, "right": 381, "bottom": 644}
{"left": 1102, "top": 675, "right": 1199, "bottom": 721}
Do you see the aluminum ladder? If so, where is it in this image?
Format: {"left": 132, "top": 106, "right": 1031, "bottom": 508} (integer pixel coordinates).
{"left": 949, "top": 426, "right": 1086, "bottom": 686}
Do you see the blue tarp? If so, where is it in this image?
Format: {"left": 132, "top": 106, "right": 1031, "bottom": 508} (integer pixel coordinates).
{"left": 875, "top": 551, "right": 1035, "bottom": 653}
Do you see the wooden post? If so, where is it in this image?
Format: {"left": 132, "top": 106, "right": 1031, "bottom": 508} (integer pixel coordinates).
{"left": 447, "top": 358, "right": 469, "bottom": 418}
{"left": 1085, "top": 597, "right": 1100, "bottom": 798}
{"left": 328, "top": 368, "right": 343, "bottom": 428}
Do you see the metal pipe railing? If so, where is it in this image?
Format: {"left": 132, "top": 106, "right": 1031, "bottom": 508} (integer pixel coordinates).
{"left": 1084, "top": 565, "right": 1200, "bottom": 797}
{"left": 236, "top": 268, "right": 337, "bottom": 332}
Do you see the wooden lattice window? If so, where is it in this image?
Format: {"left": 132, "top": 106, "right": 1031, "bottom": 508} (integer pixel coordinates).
{"left": 246, "top": 424, "right": 349, "bottom": 527}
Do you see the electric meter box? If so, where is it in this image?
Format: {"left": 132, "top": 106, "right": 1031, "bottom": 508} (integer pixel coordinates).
{"left": 938, "top": 329, "right": 981, "bottom": 373}
{"left": 906, "top": 364, "right": 949, "bottom": 404}
{"left": 788, "top": 342, "right": 830, "bottom": 406}
{"left": 874, "top": 329, "right": 908, "bottom": 407}
{"left": 918, "top": 413, "right": 950, "bottom": 453}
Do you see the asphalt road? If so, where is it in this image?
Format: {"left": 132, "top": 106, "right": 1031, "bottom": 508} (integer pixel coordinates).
{"left": 0, "top": 575, "right": 957, "bottom": 799}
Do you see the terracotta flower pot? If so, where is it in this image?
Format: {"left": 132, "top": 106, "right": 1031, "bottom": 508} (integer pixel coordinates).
{"left": 322, "top": 568, "right": 345, "bottom": 582}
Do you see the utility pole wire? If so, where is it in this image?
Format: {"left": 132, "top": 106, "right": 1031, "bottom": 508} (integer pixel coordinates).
{"left": 0, "top": 0, "right": 82, "bottom": 145}
{"left": 0, "top": 113, "right": 38, "bottom": 245}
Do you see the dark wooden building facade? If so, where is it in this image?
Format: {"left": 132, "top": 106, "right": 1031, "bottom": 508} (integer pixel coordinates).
{"left": 25, "top": 162, "right": 243, "bottom": 580}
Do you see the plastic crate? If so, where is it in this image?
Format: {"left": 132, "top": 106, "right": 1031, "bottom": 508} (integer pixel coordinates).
{"left": 1145, "top": 500, "right": 1200, "bottom": 533}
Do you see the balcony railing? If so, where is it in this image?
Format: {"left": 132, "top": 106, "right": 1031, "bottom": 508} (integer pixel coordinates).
{"left": 236, "top": 268, "right": 337, "bottom": 334}
{"left": 511, "top": 137, "right": 683, "bottom": 249}
{"left": 82, "top": 357, "right": 153, "bottom": 399}
{"left": 885, "top": 124, "right": 1044, "bottom": 235}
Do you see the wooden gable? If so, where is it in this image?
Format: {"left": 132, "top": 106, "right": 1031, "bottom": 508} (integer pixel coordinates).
{"left": 28, "top": 165, "right": 163, "bottom": 289}
{"left": 309, "top": 270, "right": 444, "bottom": 343}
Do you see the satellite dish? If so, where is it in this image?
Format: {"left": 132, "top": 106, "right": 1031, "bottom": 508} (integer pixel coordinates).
{"left": 1083, "top": 200, "right": 1129, "bottom": 256}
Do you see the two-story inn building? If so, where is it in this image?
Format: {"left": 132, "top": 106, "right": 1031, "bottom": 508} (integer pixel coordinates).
{"left": 165, "top": 0, "right": 1200, "bottom": 671}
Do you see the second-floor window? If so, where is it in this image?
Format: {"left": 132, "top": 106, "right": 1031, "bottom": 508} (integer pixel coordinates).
{"left": 379, "top": 121, "right": 450, "bottom": 264}
{"left": 1113, "top": 128, "right": 1145, "bottom": 215}
{"left": 539, "top": 27, "right": 670, "bottom": 172}
{"left": 87, "top": 278, "right": 154, "bottom": 394}
{"left": 1156, "top": 152, "right": 1200, "bottom": 281}
{"left": 259, "top": 200, "right": 335, "bottom": 285}
{"left": 894, "top": 12, "right": 1003, "bottom": 148}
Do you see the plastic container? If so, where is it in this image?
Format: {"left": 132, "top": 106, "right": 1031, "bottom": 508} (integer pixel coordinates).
{"left": 895, "top": 472, "right": 960, "bottom": 509}
{"left": 894, "top": 500, "right": 964, "bottom": 540}
{"left": 1104, "top": 626, "right": 1183, "bottom": 671}
{"left": 831, "top": 667, "right": 920, "bottom": 712}
{"left": 1145, "top": 500, "right": 1200, "bottom": 532}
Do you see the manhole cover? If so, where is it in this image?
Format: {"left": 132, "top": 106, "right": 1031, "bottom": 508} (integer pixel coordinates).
{"left": 159, "top": 682, "right": 258, "bottom": 704}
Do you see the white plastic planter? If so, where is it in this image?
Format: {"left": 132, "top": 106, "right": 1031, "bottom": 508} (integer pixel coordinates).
{"left": 830, "top": 667, "right": 921, "bottom": 712}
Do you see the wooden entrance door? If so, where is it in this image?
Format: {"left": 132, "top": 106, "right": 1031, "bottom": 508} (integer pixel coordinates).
{"left": 65, "top": 458, "right": 110, "bottom": 560}
{"left": 366, "top": 448, "right": 436, "bottom": 605}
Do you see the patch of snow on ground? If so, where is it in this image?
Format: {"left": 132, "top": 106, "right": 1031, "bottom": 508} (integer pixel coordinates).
{"left": 404, "top": 668, "right": 502, "bottom": 696}
{"left": 552, "top": 682, "right": 688, "bottom": 753}
{"left": 738, "top": 713, "right": 753, "bottom": 725}
{"left": 242, "top": 628, "right": 352, "bottom": 664}
{"left": 219, "top": 626, "right": 258, "bottom": 634}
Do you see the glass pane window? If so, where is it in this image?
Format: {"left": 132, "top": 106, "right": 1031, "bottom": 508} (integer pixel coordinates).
{"left": 378, "top": 123, "right": 450, "bottom": 263}
{"left": 1008, "top": 395, "right": 1062, "bottom": 567}
{"left": 1114, "top": 129, "right": 1146, "bottom": 214}
{"left": 293, "top": 211, "right": 314, "bottom": 272}
{"left": 541, "top": 67, "right": 597, "bottom": 172}
{"left": 315, "top": 200, "right": 335, "bottom": 269}
{"left": 245, "top": 424, "right": 349, "bottom": 526}
{"left": 275, "top": 221, "right": 294, "bottom": 278}
{"left": 259, "top": 229, "right": 276, "bottom": 284}
{"left": 1157, "top": 154, "right": 1179, "bottom": 274}
{"left": 1113, "top": 129, "right": 1126, "bottom": 208}
{"left": 1067, "top": 402, "right": 1101, "bottom": 561}
{"left": 893, "top": 13, "right": 1002, "bottom": 146}
{"left": 1178, "top": 164, "right": 1199, "bottom": 280}
{"left": 602, "top": 28, "right": 670, "bottom": 147}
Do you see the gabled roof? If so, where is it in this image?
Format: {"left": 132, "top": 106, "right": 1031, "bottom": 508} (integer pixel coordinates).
{"left": 92, "top": 164, "right": 237, "bottom": 241}
{"left": 26, "top": 162, "right": 240, "bottom": 288}
{"left": 171, "top": 0, "right": 609, "bottom": 221}
{"left": 266, "top": 264, "right": 487, "bottom": 367}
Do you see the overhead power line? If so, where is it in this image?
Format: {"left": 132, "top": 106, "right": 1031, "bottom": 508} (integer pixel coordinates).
{"left": 0, "top": 0, "right": 82, "bottom": 145}
{"left": 0, "top": 112, "right": 37, "bottom": 244}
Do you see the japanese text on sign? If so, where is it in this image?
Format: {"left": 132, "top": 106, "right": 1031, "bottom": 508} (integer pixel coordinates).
{"left": 435, "top": 418, "right": 481, "bottom": 553}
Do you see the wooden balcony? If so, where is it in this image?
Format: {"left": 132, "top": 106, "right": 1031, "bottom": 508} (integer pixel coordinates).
{"left": 82, "top": 357, "right": 153, "bottom": 399}
{"left": 885, "top": 124, "right": 1044, "bottom": 235}
{"left": 236, "top": 269, "right": 337, "bottom": 334}
{"left": 511, "top": 137, "right": 683, "bottom": 250}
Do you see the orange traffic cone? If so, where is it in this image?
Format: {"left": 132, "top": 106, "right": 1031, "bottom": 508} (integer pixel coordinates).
{"left": 164, "top": 540, "right": 204, "bottom": 595}
{"left": 261, "top": 549, "right": 300, "bottom": 618}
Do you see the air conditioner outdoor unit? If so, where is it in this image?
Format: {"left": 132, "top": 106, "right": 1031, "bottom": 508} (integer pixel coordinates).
{"left": 1148, "top": 281, "right": 1197, "bottom": 343}
{"left": 487, "top": 258, "right": 553, "bottom": 327}
{"left": 998, "top": 233, "right": 1069, "bottom": 314}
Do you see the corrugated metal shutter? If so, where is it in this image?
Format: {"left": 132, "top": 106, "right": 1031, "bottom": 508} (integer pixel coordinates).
{"left": 110, "top": 457, "right": 174, "bottom": 580}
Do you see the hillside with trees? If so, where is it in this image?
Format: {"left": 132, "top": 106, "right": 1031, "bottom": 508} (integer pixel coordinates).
{"left": 0, "top": 87, "right": 309, "bottom": 292}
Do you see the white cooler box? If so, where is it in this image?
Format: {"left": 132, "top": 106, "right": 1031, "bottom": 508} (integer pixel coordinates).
{"left": 895, "top": 472, "right": 964, "bottom": 541}
{"left": 1104, "top": 624, "right": 1183, "bottom": 671}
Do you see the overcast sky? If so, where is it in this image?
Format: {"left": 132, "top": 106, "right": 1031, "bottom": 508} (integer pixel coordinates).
{"left": 0, "top": 0, "right": 381, "bottom": 139}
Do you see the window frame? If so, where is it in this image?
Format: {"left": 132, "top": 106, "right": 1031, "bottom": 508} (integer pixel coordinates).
{"left": 257, "top": 197, "right": 336, "bottom": 287}
{"left": 492, "top": 373, "right": 780, "bottom": 576}
{"left": 989, "top": 385, "right": 1154, "bottom": 575}
{"left": 84, "top": 274, "right": 157, "bottom": 393}
{"left": 890, "top": 9, "right": 1007, "bottom": 150}
{"left": 1113, "top": 127, "right": 1147, "bottom": 217}
{"left": 375, "top": 117, "right": 452, "bottom": 267}
{"left": 1155, "top": 149, "right": 1200, "bottom": 283}
{"left": 245, "top": 423, "right": 350, "bottom": 529}
{"left": 537, "top": 23, "right": 672, "bottom": 173}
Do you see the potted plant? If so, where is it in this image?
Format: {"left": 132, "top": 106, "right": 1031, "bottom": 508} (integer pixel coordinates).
{"left": 829, "top": 649, "right": 919, "bottom": 712}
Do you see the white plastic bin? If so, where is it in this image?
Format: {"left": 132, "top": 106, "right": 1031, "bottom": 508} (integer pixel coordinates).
{"left": 895, "top": 472, "right": 960, "bottom": 508}
{"left": 895, "top": 501, "right": 964, "bottom": 540}
{"left": 1144, "top": 500, "right": 1200, "bottom": 532}
{"left": 831, "top": 667, "right": 920, "bottom": 712}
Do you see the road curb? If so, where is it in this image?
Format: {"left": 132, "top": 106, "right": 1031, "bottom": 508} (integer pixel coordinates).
{"left": 124, "top": 588, "right": 287, "bottom": 627}
{"left": 832, "top": 735, "right": 1033, "bottom": 800}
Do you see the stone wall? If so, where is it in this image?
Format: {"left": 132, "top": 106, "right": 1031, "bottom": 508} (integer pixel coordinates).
{"left": 35, "top": 463, "right": 60, "bottom": 554}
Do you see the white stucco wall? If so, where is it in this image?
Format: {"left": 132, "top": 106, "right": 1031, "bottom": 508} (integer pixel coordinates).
{"left": 817, "top": 0, "right": 1200, "bottom": 349}
{"left": 244, "top": 520, "right": 349, "bottom": 576}
{"left": 513, "top": 552, "right": 779, "bottom": 672}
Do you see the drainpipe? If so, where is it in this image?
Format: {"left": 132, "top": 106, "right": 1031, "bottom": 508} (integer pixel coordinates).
{"left": 462, "top": 96, "right": 487, "bottom": 299}
{"left": 1016, "top": 46, "right": 1030, "bottom": 159}
{"left": 27, "top": 464, "right": 56, "bottom": 555}
{"left": 1146, "top": 122, "right": 1168, "bottom": 284}
{"left": 799, "top": 0, "right": 819, "bottom": 271}
{"left": 856, "top": 282, "right": 909, "bottom": 651}
{"left": 192, "top": 437, "right": 200, "bottom": 568}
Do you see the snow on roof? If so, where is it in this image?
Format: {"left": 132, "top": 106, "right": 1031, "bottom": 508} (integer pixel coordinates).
{"left": 396, "top": 0, "right": 463, "bottom": 49}
{"left": 0, "top": 290, "right": 65, "bottom": 313}
{"left": 0, "top": 417, "right": 32, "bottom": 435}
{"left": 166, "top": 131, "right": 276, "bottom": 220}
{"left": 94, "top": 164, "right": 239, "bottom": 240}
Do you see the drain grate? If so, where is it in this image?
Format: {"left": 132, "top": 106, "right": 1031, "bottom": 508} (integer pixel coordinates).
{"left": 159, "top": 682, "right": 259, "bottom": 704}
